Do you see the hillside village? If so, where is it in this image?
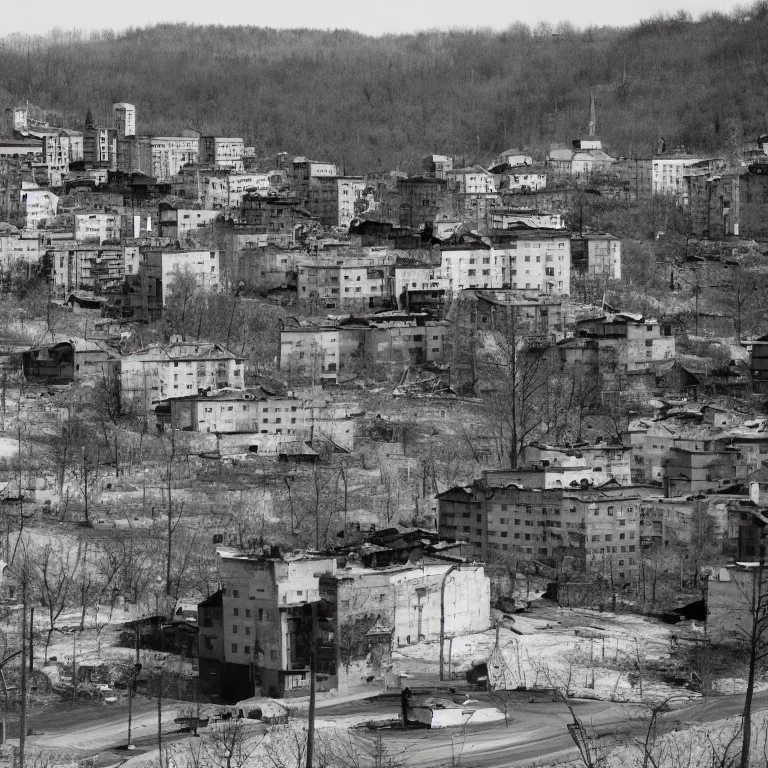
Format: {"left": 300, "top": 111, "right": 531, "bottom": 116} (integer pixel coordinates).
{"left": 4, "top": 79, "right": 768, "bottom": 768}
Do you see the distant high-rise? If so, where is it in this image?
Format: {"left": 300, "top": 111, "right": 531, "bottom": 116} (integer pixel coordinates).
{"left": 113, "top": 102, "right": 136, "bottom": 137}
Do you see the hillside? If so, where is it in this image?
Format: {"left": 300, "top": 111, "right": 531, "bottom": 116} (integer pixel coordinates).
{"left": 1, "top": 8, "right": 768, "bottom": 171}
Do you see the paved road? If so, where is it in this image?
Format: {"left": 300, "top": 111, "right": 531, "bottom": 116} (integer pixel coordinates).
{"left": 17, "top": 689, "right": 768, "bottom": 768}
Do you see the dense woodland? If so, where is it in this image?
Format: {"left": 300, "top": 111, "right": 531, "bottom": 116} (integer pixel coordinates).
{"left": 2, "top": 7, "right": 768, "bottom": 170}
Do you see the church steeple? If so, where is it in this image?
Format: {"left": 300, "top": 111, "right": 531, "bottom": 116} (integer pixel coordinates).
{"left": 85, "top": 107, "right": 94, "bottom": 128}
{"left": 588, "top": 87, "right": 596, "bottom": 137}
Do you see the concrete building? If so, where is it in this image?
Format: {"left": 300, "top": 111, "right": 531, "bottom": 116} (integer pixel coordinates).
{"left": 614, "top": 158, "right": 653, "bottom": 201}
{"left": 112, "top": 103, "right": 136, "bottom": 137}
{"left": 83, "top": 124, "right": 114, "bottom": 168}
{"left": 201, "top": 137, "right": 245, "bottom": 171}
{"left": 397, "top": 177, "right": 449, "bottom": 229}
{"left": 203, "top": 173, "right": 271, "bottom": 209}
{"left": 422, "top": 154, "right": 454, "bottom": 178}
{"left": 200, "top": 548, "right": 489, "bottom": 701}
{"left": 21, "top": 186, "right": 58, "bottom": 229}
{"left": 49, "top": 243, "right": 124, "bottom": 294}
{"left": 169, "top": 388, "right": 307, "bottom": 436}
{"left": 240, "top": 194, "right": 315, "bottom": 244}
{"left": 500, "top": 166, "right": 547, "bottom": 193}
{"left": 43, "top": 130, "right": 84, "bottom": 181}
{"left": 437, "top": 479, "right": 648, "bottom": 584}
{"left": 158, "top": 204, "right": 221, "bottom": 239}
{"left": 571, "top": 234, "right": 621, "bottom": 280}
{"left": 150, "top": 137, "right": 200, "bottom": 181}
{"left": 394, "top": 265, "right": 449, "bottom": 313}
{"left": 120, "top": 342, "right": 243, "bottom": 411}
{"left": 707, "top": 564, "right": 765, "bottom": 646}
{"left": 297, "top": 260, "right": 393, "bottom": 312}
{"left": 445, "top": 166, "right": 496, "bottom": 194}
{"left": 116, "top": 136, "right": 152, "bottom": 175}
{"left": 292, "top": 158, "right": 338, "bottom": 183}
{"left": 22, "top": 338, "right": 120, "bottom": 383}
{"left": 489, "top": 209, "right": 565, "bottom": 231}
{"left": 437, "top": 244, "right": 504, "bottom": 294}
{"left": 306, "top": 177, "right": 367, "bottom": 228}
{"left": 140, "top": 247, "right": 220, "bottom": 309}
{"left": 494, "top": 231, "right": 572, "bottom": 294}
{"left": 0, "top": 232, "right": 42, "bottom": 271}
{"left": 652, "top": 153, "right": 702, "bottom": 205}
{"left": 73, "top": 211, "right": 122, "bottom": 244}
{"left": 750, "top": 334, "right": 768, "bottom": 394}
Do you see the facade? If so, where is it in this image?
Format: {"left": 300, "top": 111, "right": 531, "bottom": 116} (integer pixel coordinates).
{"left": 445, "top": 166, "right": 496, "bottom": 194}
{"left": 49, "top": 243, "right": 124, "bottom": 293}
{"left": 750, "top": 334, "right": 768, "bottom": 394}
{"left": 170, "top": 389, "right": 307, "bottom": 436}
{"left": 707, "top": 564, "right": 766, "bottom": 646}
{"left": 43, "top": 131, "right": 84, "bottom": 180}
{"left": 0, "top": 232, "right": 42, "bottom": 271}
{"left": 120, "top": 342, "right": 243, "bottom": 410}
{"left": 297, "top": 261, "right": 393, "bottom": 311}
{"left": 150, "top": 137, "right": 200, "bottom": 181}
{"left": 614, "top": 158, "right": 653, "bottom": 201}
{"left": 112, "top": 103, "right": 136, "bottom": 137}
{"left": 494, "top": 231, "right": 572, "bottom": 294}
{"left": 652, "top": 154, "right": 702, "bottom": 204}
{"left": 21, "top": 187, "right": 58, "bottom": 229}
{"left": 437, "top": 245, "right": 504, "bottom": 294}
{"left": 437, "top": 481, "right": 647, "bottom": 584}
{"left": 22, "top": 339, "right": 120, "bottom": 383}
{"left": 201, "top": 137, "right": 245, "bottom": 171}
{"left": 200, "top": 549, "right": 489, "bottom": 701}
{"left": 203, "top": 173, "right": 271, "bottom": 209}
{"left": 73, "top": 211, "right": 122, "bottom": 244}
{"left": 116, "top": 136, "right": 152, "bottom": 175}
{"left": 490, "top": 209, "right": 565, "bottom": 231}
{"left": 306, "top": 177, "right": 367, "bottom": 228}
{"left": 397, "top": 177, "right": 448, "bottom": 229}
{"left": 422, "top": 154, "right": 454, "bottom": 178}
{"left": 83, "top": 125, "right": 114, "bottom": 168}
{"left": 158, "top": 205, "right": 221, "bottom": 239}
{"left": 141, "top": 248, "right": 220, "bottom": 308}
{"left": 240, "top": 194, "right": 315, "bottom": 243}
{"left": 501, "top": 166, "right": 547, "bottom": 193}
{"left": 571, "top": 234, "right": 621, "bottom": 280}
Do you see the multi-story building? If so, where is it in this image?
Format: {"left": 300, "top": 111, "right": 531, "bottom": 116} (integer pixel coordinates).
{"left": 297, "top": 260, "right": 393, "bottom": 312}
{"left": 437, "top": 244, "right": 504, "bottom": 294}
{"left": 614, "top": 158, "right": 653, "bottom": 201}
{"left": 116, "top": 136, "right": 152, "bottom": 175}
{"left": 240, "top": 193, "right": 315, "bottom": 244}
{"left": 169, "top": 388, "right": 307, "bottom": 436}
{"left": 0, "top": 231, "right": 42, "bottom": 271}
{"left": 21, "top": 186, "right": 58, "bottom": 229}
{"left": 652, "top": 152, "right": 702, "bottom": 205}
{"left": 422, "top": 154, "right": 453, "bottom": 178}
{"left": 455, "top": 289, "right": 565, "bottom": 343}
{"left": 201, "top": 137, "right": 245, "bottom": 172}
{"left": 571, "top": 234, "right": 621, "bottom": 280}
{"left": 83, "top": 124, "right": 114, "bottom": 168}
{"left": 48, "top": 243, "right": 124, "bottom": 293}
{"left": 306, "top": 177, "right": 367, "bottom": 228}
{"left": 750, "top": 334, "right": 768, "bottom": 394}
{"left": 393, "top": 264, "right": 448, "bottom": 313}
{"left": 292, "top": 158, "right": 338, "bottom": 184}
{"left": 397, "top": 177, "right": 448, "bottom": 229}
{"left": 120, "top": 342, "right": 243, "bottom": 411}
{"left": 73, "top": 211, "right": 122, "bottom": 244}
{"left": 445, "top": 166, "right": 496, "bottom": 194}
{"left": 158, "top": 204, "right": 221, "bottom": 239}
{"left": 200, "top": 548, "right": 489, "bottom": 701}
{"left": 493, "top": 231, "right": 572, "bottom": 294}
{"left": 43, "top": 130, "right": 84, "bottom": 181}
{"left": 280, "top": 316, "right": 448, "bottom": 381}
{"left": 150, "top": 137, "right": 200, "bottom": 181}
{"left": 437, "top": 478, "right": 648, "bottom": 584}
{"left": 203, "top": 173, "right": 271, "bottom": 210}
{"left": 140, "top": 247, "right": 220, "bottom": 309}
{"left": 112, "top": 103, "right": 136, "bottom": 137}
{"left": 500, "top": 166, "right": 547, "bottom": 193}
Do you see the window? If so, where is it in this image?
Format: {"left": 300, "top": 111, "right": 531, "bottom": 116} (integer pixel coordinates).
{"left": 245, "top": 626, "right": 251, "bottom": 635}
{"left": 231, "top": 644, "right": 238, "bottom": 653}
{"left": 245, "top": 609, "right": 251, "bottom": 618}
{"left": 244, "top": 645, "right": 251, "bottom": 655}
{"left": 232, "top": 625, "right": 238, "bottom": 633}
{"left": 258, "top": 608, "right": 264, "bottom": 620}
{"left": 233, "top": 608, "right": 239, "bottom": 616}
{"left": 232, "top": 589, "right": 239, "bottom": 598}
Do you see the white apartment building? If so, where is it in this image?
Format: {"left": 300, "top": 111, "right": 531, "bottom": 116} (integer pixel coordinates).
{"left": 335, "top": 178, "right": 367, "bottom": 228}
{"left": 201, "top": 137, "right": 245, "bottom": 171}
{"left": 21, "top": 186, "right": 58, "bottom": 229}
{"left": 143, "top": 249, "right": 220, "bottom": 305}
{"left": 74, "top": 212, "right": 122, "bottom": 244}
{"left": 150, "top": 137, "right": 200, "bottom": 181}
{"left": 43, "top": 131, "right": 84, "bottom": 179}
{"left": 113, "top": 103, "right": 136, "bottom": 137}
{"left": 490, "top": 209, "right": 565, "bottom": 230}
{"left": 652, "top": 155, "right": 701, "bottom": 205}
{"left": 496, "top": 233, "right": 571, "bottom": 295}
{"left": 0, "top": 233, "right": 41, "bottom": 270}
{"left": 203, "top": 173, "right": 271, "bottom": 209}
{"left": 393, "top": 266, "right": 449, "bottom": 301}
{"left": 445, "top": 166, "right": 497, "bottom": 194}
{"left": 437, "top": 247, "right": 504, "bottom": 294}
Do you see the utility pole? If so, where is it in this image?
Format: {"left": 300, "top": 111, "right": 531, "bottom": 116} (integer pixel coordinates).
{"left": 157, "top": 671, "right": 163, "bottom": 765}
{"left": 439, "top": 565, "right": 459, "bottom": 681}
{"left": 19, "top": 577, "right": 27, "bottom": 768}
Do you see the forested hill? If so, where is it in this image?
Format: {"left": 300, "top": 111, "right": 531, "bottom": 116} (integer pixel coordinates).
{"left": 2, "top": 9, "right": 768, "bottom": 172}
